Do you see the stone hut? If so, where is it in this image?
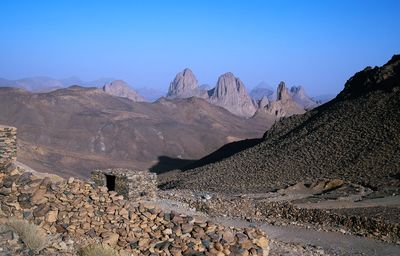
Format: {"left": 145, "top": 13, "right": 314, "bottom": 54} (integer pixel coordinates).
{"left": 0, "top": 125, "right": 17, "bottom": 170}
{"left": 91, "top": 168, "right": 157, "bottom": 200}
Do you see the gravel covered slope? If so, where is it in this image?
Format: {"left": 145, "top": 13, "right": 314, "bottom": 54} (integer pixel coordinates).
{"left": 164, "top": 55, "right": 400, "bottom": 195}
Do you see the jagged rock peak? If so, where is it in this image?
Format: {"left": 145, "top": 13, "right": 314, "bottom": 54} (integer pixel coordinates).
{"left": 339, "top": 54, "right": 400, "bottom": 99}
{"left": 210, "top": 72, "right": 257, "bottom": 117}
{"left": 167, "top": 68, "right": 199, "bottom": 98}
{"left": 213, "top": 72, "right": 246, "bottom": 97}
{"left": 277, "top": 81, "right": 291, "bottom": 101}
{"left": 290, "top": 86, "right": 305, "bottom": 96}
{"left": 103, "top": 80, "right": 145, "bottom": 102}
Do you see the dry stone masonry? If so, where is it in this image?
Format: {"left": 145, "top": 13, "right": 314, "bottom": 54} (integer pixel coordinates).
{"left": 0, "top": 168, "right": 270, "bottom": 255}
{"left": 0, "top": 131, "right": 269, "bottom": 255}
{"left": 0, "top": 125, "right": 17, "bottom": 169}
{"left": 91, "top": 169, "right": 157, "bottom": 201}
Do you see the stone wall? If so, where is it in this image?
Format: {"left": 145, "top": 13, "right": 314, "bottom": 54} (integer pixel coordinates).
{"left": 0, "top": 125, "right": 17, "bottom": 169}
{"left": 91, "top": 168, "right": 157, "bottom": 201}
{"left": 0, "top": 169, "right": 270, "bottom": 255}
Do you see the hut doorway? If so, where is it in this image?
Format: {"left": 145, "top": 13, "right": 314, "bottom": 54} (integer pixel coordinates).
{"left": 105, "top": 174, "right": 116, "bottom": 191}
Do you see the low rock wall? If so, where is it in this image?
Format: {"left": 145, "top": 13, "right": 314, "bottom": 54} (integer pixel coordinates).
{"left": 0, "top": 125, "right": 17, "bottom": 169}
{"left": 0, "top": 170, "right": 269, "bottom": 255}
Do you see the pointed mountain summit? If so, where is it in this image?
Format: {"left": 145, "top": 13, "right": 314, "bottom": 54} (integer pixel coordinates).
{"left": 103, "top": 80, "right": 145, "bottom": 102}
{"left": 209, "top": 72, "right": 257, "bottom": 117}
{"left": 276, "top": 81, "right": 291, "bottom": 101}
{"left": 257, "top": 81, "right": 305, "bottom": 118}
{"left": 167, "top": 68, "right": 207, "bottom": 99}
{"left": 167, "top": 55, "right": 400, "bottom": 195}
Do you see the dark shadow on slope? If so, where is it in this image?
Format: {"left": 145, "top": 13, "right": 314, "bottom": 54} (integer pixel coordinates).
{"left": 149, "top": 138, "right": 263, "bottom": 174}
{"left": 149, "top": 156, "right": 196, "bottom": 174}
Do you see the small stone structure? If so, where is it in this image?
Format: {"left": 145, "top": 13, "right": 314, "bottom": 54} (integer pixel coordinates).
{"left": 91, "top": 168, "right": 157, "bottom": 200}
{"left": 0, "top": 125, "right": 17, "bottom": 170}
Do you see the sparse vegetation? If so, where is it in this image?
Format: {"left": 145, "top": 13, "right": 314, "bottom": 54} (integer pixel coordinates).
{"left": 78, "top": 244, "right": 118, "bottom": 256}
{"left": 6, "top": 218, "right": 49, "bottom": 253}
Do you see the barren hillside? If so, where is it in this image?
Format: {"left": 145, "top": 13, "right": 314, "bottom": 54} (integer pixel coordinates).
{"left": 164, "top": 55, "right": 400, "bottom": 196}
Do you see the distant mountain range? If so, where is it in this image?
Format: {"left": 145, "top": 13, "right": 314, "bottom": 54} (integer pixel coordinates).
{"left": 0, "top": 74, "right": 331, "bottom": 116}
{"left": 0, "top": 70, "right": 327, "bottom": 176}
{"left": 161, "top": 55, "right": 400, "bottom": 196}
{"left": 166, "top": 68, "right": 322, "bottom": 117}
{"left": 0, "top": 76, "right": 114, "bottom": 92}
{"left": 0, "top": 85, "right": 276, "bottom": 178}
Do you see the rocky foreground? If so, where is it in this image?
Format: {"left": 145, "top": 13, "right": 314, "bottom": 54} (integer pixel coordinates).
{"left": 0, "top": 164, "right": 269, "bottom": 255}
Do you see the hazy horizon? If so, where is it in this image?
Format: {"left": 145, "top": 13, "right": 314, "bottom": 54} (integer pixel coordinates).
{"left": 1, "top": 0, "right": 399, "bottom": 96}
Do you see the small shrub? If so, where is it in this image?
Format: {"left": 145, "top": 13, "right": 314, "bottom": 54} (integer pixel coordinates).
{"left": 6, "top": 218, "right": 49, "bottom": 253}
{"left": 78, "top": 244, "right": 118, "bottom": 256}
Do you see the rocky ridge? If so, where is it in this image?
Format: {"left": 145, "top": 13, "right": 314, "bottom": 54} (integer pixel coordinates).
{"left": 167, "top": 68, "right": 313, "bottom": 117}
{"left": 250, "top": 83, "right": 320, "bottom": 110}
{"left": 164, "top": 55, "right": 400, "bottom": 195}
{"left": 255, "top": 82, "right": 305, "bottom": 118}
{"left": 167, "top": 69, "right": 256, "bottom": 117}
{"left": 0, "top": 86, "right": 271, "bottom": 178}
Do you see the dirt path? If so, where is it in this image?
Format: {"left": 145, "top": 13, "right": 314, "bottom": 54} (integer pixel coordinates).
{"left": 295, "top": 195, "right": 400, "bottom": 209}
{"left": 214, "top": 217, "right": 400, "bottom": 256}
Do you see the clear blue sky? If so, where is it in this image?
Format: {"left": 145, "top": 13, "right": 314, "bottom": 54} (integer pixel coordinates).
{"left": 0, "top": 0, "right": 399, "bottom": 96}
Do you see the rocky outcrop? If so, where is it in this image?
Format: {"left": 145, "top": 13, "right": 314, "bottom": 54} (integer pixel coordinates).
{"left": 209, "top": 73, "right": 257, "bottom": 117}
{"left": 257, "top": 82, "right": 305, "bottom": 118}
{"left": 170, "top": 55, "right": 400, "bottom": 196}
{"left": 167, "top": 70, "right": 257, "bottom": 117}
{"left": 0, "top": 125, "right": 17, "bottom": 169}
{"left": 290, "top": 86, "right": 319, "bottom": 109}
{"left": 103, "top": 80, "right": 145, "bottom": 102}
{"left": 276, "top": 82, "right": 291, "bottom": 101}
{"left": 167, "top": 70, "right": 315, "bottom": 118}
{"left": 167, "top": 68, "right": 207, "bottom": 99}
{"left": 251, "top": 82, "right": 319, "bottom": 110}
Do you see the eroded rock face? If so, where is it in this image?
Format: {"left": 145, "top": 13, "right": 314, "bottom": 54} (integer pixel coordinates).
{"left": 258, "top": 82, "right": 305, "bottom": 118}
{"left": 209, "top": 73, "right": 257, "bottom": 117}
{"left": 290, "top": 86, "right": 319, "bottom": 109}
{"left": 103, "top": 80, "right": 145, "bottom": 102}
{"left": 277, "top": 82, "right": 291, "bottom": 101}
{"left": 167, "top": 68, "right": 207, "bottom": 99}
{"left": 170, "top": 55, "right": 400, "bottom": 196}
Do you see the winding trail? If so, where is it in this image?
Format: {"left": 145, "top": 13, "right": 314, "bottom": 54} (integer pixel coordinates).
{"left": 214, "top": 217, "right": 400, "bottom": 256}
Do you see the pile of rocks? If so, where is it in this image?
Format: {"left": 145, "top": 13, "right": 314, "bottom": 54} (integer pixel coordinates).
{"left": 0, "top": 166, "right": 269, "bottom": 255}
{"left": 255, "top": 201, "right": 400, "bottom": 243}
{"left": 91, "top": 168, "right": 157, "bottom": 201}
{"left": 159, "top": 189, "right": 400, "bottom": 243}
{"left": 0, "top": 125, "right": 17, "bottom": 169}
